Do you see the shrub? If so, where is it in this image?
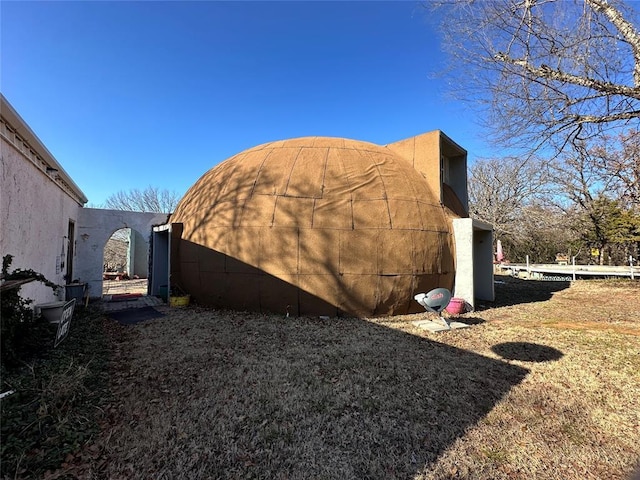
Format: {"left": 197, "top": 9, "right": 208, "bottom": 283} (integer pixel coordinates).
{"left": 1, "top": 254, "right": 60, "bottom": 368}
{"left": 1, "top": 306, "right": 111, "bottom": 478}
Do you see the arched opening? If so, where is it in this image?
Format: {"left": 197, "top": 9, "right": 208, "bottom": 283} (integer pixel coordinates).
{"left": 102, "top": 227, "right": 149, "bottom": 298}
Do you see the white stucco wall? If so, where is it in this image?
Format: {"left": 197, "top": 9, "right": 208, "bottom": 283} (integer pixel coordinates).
{"left": 452, "top": 217, "right": 494, "bottom": 309}
{"left": 1, "top": 96, "right": 170, "bottom": 307}
{"left": 75, "top": 208, "right": 168, "bottom": 298}
{"left": 1, "top": 137, "right": 82, "bottom": 305}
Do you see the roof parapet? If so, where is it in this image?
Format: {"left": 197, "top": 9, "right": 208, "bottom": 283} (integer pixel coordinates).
{"left": 1, "top": 94, "right": 88, "bottom": 206}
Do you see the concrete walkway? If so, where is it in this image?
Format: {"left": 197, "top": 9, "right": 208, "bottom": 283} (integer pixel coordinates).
{"left": 98, "top": 278, "right": 167, "bottom": 312}
{"left": 412, "top": 318, "right": 471, "bottom": 333}
{"left": 100, "top": 294, "right": 165, "bottom": 312}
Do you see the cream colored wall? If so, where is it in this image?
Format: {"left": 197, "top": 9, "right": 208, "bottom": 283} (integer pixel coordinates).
{"left": 386, "top": 131, "right": 442, "bottom": 199}
{"left": 387, "top": 131, "right": 469, "bottom": 213}
{"left": 1, "top": 136, "right": 82, "bottom": 305}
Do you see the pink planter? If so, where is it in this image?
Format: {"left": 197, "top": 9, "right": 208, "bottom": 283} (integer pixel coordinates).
{"left": 445, "top": 298, "right": 466, "bottom": 315}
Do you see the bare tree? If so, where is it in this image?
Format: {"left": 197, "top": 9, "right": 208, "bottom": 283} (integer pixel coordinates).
{"left": 549, "top": 137, "right": 640, "bottom": 263}
{"left": 591, "top": 129, "right": 640, "bottom": 208}
{"left": 468, "top": 156, "right": 551, "bottom": 241}
{"left": 512, "top": 204, "right": 578, "bottom": 262}
{"left": 435, "top": 0, "right": 640, "bottom": 156}
{"left": 103, "top": 186, "right": 181, "bottom": 213}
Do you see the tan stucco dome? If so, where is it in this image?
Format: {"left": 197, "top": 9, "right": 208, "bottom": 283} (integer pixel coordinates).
{"left": 170, "top": 136, "right": 455, "bottom": 317}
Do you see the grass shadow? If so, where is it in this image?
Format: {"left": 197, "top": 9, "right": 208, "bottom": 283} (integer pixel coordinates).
{"left": 91, "top": 311, "right": 530, "bottom": 478}
{"left": 476, "top": 275, "right": 571, "bottom": 310}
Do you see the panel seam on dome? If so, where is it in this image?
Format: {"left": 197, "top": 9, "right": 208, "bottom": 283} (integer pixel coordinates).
{"left": 282, "top": 147, "right": 303, "bottom": 196}
{"left": 400, "top": 145, "right": 426, "bottom": 230}
{"left": 364, "top": 149, "right": 393, "bottom": 229}
{"left": 239, "top": 150, "right": 274, "bottom": 226}
{"left": 248, "top": 150, "right": 274, "bottom": 198}
{"left": 219, "top": 152, "right": 247, "bottom": 196}
{"left": 310, "top": 148, "right": 330, "bottom": 228}
{"left": 271, "top": 147, "right": 303, "bottom": 226}
{"left": 336, "top": 148, "right": 355, "bottom": 230}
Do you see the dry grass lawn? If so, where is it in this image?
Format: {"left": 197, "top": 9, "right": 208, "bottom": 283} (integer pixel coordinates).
{"left": 59, "top": 277, "right": 639, "bottom": 479}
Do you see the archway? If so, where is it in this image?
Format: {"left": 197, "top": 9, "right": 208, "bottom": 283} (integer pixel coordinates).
{"left": 75, "top": 208, "right": 169, "bottom": 299}
{"left": 102, "top": 227, "right": 150, "bottom": 297}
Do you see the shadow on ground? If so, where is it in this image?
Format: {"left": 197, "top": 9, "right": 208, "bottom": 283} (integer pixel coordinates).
{"left": 476, "top": 275, "right": 571, "bottom": 310}
{"left": 88, "top": 312, "right": 530, "bottom": 479}
{"left": 492, "top": 342, "right": 564, "bottom": 362}
{"left": 107, "top": 306, "right": 165, "bottom": 325}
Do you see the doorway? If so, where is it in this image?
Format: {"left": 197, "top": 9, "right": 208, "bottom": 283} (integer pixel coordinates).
{"left": 102, "top": 227, "right": 149, "bottom": 297}
{"left": 65, "top": 220, "right": 75, "bottom": 282}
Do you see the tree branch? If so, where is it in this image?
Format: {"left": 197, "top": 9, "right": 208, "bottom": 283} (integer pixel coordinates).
{"left": 494, "top": 52, "right": 640, "bottom": 100}
{"left": 586, "top": 0, "right": 640, "bottom": 86}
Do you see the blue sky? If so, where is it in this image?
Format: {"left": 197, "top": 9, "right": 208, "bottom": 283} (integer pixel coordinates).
{"left": 2, "top": 1, "right": 492, "bottom": 206}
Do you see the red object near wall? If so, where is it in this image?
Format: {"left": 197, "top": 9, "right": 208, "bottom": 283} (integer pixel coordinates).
{"left": 445, "top": 298, "right": 466, "bottom": 315}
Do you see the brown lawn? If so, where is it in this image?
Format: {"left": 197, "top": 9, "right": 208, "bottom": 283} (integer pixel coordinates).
{"left": 58, "top": 277, "right": 640, "bottom": 479}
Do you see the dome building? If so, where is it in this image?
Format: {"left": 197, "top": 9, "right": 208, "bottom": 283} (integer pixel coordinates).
{"left": 158, "top": 131, "right": 494, "bottom": 317}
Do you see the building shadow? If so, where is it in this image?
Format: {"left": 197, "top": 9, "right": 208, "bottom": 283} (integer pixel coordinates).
{"left": 173, "top": 239, "right": 445, "bottom": 318}
{"left": 145, "top": 155, "right": 532, "bottom": 475}
{"left": 101, "top": 309, "right": 531, "bottom": 478}
{"left": 155, "top": 233, "right": 538, "bottom": 475}
{"left": 475, "top": 275, "right": 571, "bottom": 310}
{"left": 173, "top": 240, "right": 352, "bottom": 316}
{"left": 262, "top": 320, "right": 531, "bottom": 477}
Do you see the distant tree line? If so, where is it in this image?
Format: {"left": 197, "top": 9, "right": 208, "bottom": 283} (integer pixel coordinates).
{"left": 469, "top": 130, "right": 640, "bottom": 265}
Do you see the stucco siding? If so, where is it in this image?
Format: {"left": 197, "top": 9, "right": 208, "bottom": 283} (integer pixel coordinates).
{"left": 76, "top": 208, "right": 168, "bottom": 298}
{"left": 1, "top": 136, "right": 81, "bottom": 305}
